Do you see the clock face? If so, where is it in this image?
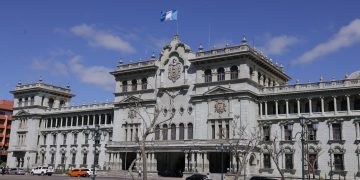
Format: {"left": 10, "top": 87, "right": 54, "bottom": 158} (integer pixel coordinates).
{"left": 168, "top": 56, "right": 182, "bottom": 83}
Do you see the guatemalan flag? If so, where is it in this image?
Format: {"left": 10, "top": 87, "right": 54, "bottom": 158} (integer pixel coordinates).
{"left": 160, "top": 10, "right": 178, "bottom": 21}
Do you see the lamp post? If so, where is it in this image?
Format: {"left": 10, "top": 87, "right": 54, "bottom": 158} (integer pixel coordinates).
{"left": 83, "top": 124, "right": 108, "bottom": 180}
{"left": 293, "top": 116, "right": 317, "bottom": 180}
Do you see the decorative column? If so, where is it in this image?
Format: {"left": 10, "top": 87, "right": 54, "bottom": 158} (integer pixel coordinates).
{"left": 308, "top": 98, "right": 312, "bottom": 115}
{"left": 190, "top": 152, "right": 195, "bottom": 172}
{"left": 203, "top": 152, "right": 209, "bottom": 173}
{"left": 259, "top": 102, "right": 263, "bottom": 119}
{"left": 275, "top": 100, "right": 279, "bottom": 117}
{"left": 285, "top": 99, "right": 289, "bottom": 117}
{"left": 321, "top": 97, "right": 325, "bottom": 115}
{"left": 185, "top": 152, "right": 189, "bottom": 172}
{"left": 333, "top": 96, "right": 337, "bottom": 115}
{"left": 297, "top": 98, "right": 301, "bottom": 116}
{"left": 264, "top": 101, "right": 268, "bottom": 118}
{"left": 346, "top": 95, "right": 351, "bottom": 114}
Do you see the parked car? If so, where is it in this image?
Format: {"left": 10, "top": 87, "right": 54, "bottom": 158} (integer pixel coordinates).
{"left": 186, "top": 173, "right": 208, "bottom": 180}
{"left": 66, "top": 168, "right": 93, "bottom": 177}
{"left": 8, "top": 168, "right": 26, "bottom": 175}
{"left": 30, "top": 166, "right": 54, "bottom": 176}
{"left": 249, "top": 176, "right": 278, "bottom": 180}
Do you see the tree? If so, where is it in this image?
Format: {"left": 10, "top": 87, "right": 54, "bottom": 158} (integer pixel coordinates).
{"left": 220, "top": 115, "right": 262, "bottom": 180}
{"left": 125, "top": 91, "right": 178, "bottom": 180}
{"left": 263, "top": 135, "right": 285, "bottom": 180}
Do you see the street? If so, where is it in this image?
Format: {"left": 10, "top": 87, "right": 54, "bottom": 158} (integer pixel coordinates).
{"left": 0, "top": 174, "right": 184, "bottom": 180}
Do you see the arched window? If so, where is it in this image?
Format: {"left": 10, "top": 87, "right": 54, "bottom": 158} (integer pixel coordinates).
{"left": 122, "top": 81, "right": 128, "bottom": 92}
{"left": 131, "top": 79, "right": 137, "bottom": 91}
{"left": 141, "top": 78, "right": 147, "bottom": 90}
{"left": 179, "top": 123, "right": 184, "bottom": 140}
{"left": 162, "top": 124, "right": 168, "bottom": 140}
{"left": 155, "top": 125, "right": 160, "bottom": 140}
{"left": 230, "top": 66, "right": 238, "bottom": 80}
{"left": 217, "top": 67, "right": 225, "bottom": 81}
{"left": 204, "top": 69, "right": 212, "bottom": 83}
{"left": 171, "top": 124, "right": 176, "bottom": 140}
{"left": 188, "top": 123, "right": 193, "bottom": 140}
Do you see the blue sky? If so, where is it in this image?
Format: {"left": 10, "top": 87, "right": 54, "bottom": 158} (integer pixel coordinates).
{"left": 1, "top": 1, "right": 360, "bottom": 104}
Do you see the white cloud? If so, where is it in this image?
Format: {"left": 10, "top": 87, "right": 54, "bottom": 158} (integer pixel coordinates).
{"left": 30, "top": 53, "right": 114, "bottom": 91}
{"left": 262, "top": 35, "right": 300, "bottom": 55}
{"left": 294, "top": 18, "right": 360, "bottom": 64}
{"left": 70, "top": 24, "right": 135, "bottom": 53}
{"left": 68, "top": 55, "right": 114, "bottom": 91}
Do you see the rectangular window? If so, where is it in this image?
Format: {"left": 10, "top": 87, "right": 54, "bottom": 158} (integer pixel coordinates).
{"left": 61, "top": 154, "right": 66, "bottom": 164}
{"left": 285, "top": 154, "right": 293, "bottom": 169}
{"left": 72, "top": 117, "right": 77, "bottom": 126}
{"left": 308, "top": 154, "right": 318, "bottom": 171}
{"left": 284, "top": 125, "right": 292, "bottom": 141}
{"left": 85, "top": 134, "right": 89, "bottom": 144}
{"left": 78, "top": 116, "right": 82, "bottom": 126}
{"left": 67, "top": 117, "right": 71, "bottom": 126}
{"left": 72, "top": 154, "right": 76, "bottom": 165}
{"left": 226, "top": 124, "right": 229, "bottom": 139}
{"left": 307, "top": 124, "right": 317, "bottom": 140}
{"left": 73, "top": 134, "right": 78, "bottom": 144}
{"left": 51, "top": 154, "right": 55, "bottom": 164}
{"left": 63, "top": 134, "right": 67, "bottom": 145}
{"left": 263, "top": 126, "right": 271, "bottom": 141}
{"left": 83, "top": 153, "right": 87, "bottom": 164}
{"left": 89, "top": 116, "right": 94, "bottom": 125}
{"left": 84, "top": 116, "right": 88, "bottom": 126}
{"left": 53, "top": 134, "right": 57, "bottom": 145}
{"left": 52, "top": 119, "right": 56, "bottom": 128}
{"left": 212, "top": 125, "right": 215, "bottom": 139}
{"left": 334, "top": 154, "right": 344, "bottom": 170}
{"left": 332, "top": 123, "right": 342, "bottom": 140}
{"left": 62, "top": 117, "right": 66, "bottom": 127}
{"left": 43, "top": 135, "right": 47, "bottom": 145}
{"left": 219, "top": 125, "right": 223, "bottom": 139}
{"left": 264, "top": 154, "right": 271, "bottom": 168}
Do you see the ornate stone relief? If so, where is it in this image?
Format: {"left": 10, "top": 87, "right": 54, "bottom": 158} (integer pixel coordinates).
{"left": 168, "top": 56, "right": 182, "bottom": 83}
{"left": 214, "top": 100, "right": 226, "bottom": 114}
{"left": 128, "top": 109, "right": 136, "bottom": 119}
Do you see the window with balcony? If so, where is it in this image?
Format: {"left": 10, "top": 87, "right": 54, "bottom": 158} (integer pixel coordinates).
{"left": 72, "top": 153, "right": 76, "bottom": 165}
{"left": 230, "top": 66, "right": 238, "bottom": 80}
{"left": 171, "top": 124, "right": 176, "bottom": 140}
{"left": 217, "top": 67, "right": 225, "bottom": 81}
{"left": 43, "top": 134, "right": 47, "bottom": 145}
{"left": 83, "top": 153, "right": 87, "bottom": 164}
{"left": 131, "top": 79, "right": 137, "bottom": 91}
{"left": 122, "top": 81, "right": 128, "bottom": 92}
{"left": 53, "top": 134, "right": 57, "bottom": 145}
{"left": 188, "top": 123, "right": 193, "bottom": 140}
{"left": 332, "top": 123, "right": 342, "bottom": 140}
{"left": 73, "top": 133, "right": 78, "bottom": 144}
{"left": 285, "top": 154, "right": 293, "bottom": 169}
{"left": 284, "top": 125, "right": 292, "bottom": 141}
{"left": 263, "top": 126, "right": 271, "bottom": 141}
{"left": 204, "top": 69, "right": 212, "bottom": 83}
{"left": 263, "top": 154, "right": 271, "bottom": 168}
{"left": 141, "top": 78, "right": 147, "bottom": 90}
{"left": 155, "top": 125, "right": 160, "bottom": 140}
{"left": 85, "top": 134, "right": 89, "bottom": 144}
{"left": 334, "top": 154, "right": 344, "bottom": 170}
{"left": 162, "top": 124, "right": 168, "bottom": 140}
{"left": 308, "top": 154, "right": 318, "bottom": 171}
{"left": 179, "top": 123, "right": 184, "bottom": 140}
{"left": 61, "top": 154, "right": 66, "bottom": 164}
{"left": 63, "top": 134, "right": 67, "bottom": 145}
{"left": 307, "top": 124, "right": 317, "bottom": 141}
{"left": 51, "top": 154, "right": 55, "bottom": 164}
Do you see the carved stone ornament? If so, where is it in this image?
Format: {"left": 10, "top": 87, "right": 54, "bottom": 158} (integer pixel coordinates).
{"left": 214, "top": 100, "right": 226, "bottom": 114}
{"left": 128, "top": 109, "right": 136, "bottom": 119}
{"left": 168, "top": 57, "right": 182, "bottom": 83}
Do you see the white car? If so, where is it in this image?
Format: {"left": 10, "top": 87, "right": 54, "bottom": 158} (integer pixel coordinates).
{"left": 31, "top": 166, "right": 54, "bottom": 176}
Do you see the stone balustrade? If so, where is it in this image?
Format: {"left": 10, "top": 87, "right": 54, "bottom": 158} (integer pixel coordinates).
{"left": 116, "top": 60, "right": 156, "bottom": 71}
{"left": 44, "top": 102, "right": 114, "bottom": 113}
{"left": 15, "top": 82, "right": 71, "bottom": 93}
{"left": 262, "top": 78, "right": 360, "bottom": 94}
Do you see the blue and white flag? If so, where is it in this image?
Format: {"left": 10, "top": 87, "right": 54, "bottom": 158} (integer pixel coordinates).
{"left": 160, "top": 10, "right": 178, "bottom": 21}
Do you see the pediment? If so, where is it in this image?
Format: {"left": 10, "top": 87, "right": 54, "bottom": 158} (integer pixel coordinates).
{"left": 203, "top": 86, "right": 236, "bottom": 95}
{"left": 120, "top": 96, "right": 142, "bottom": 103}
{"left": 14, "top": 110, "right": 30, "bottom": 116}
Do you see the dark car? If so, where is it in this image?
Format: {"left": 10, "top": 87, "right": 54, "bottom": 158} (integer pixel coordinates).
{"left": 186, "top": 174, "right": 208, "bottom": 180}
{"left": 8, "top": 168, "right": 26, "bottom": 175}
{"left": 250, "top": 176, "right": 278, "bottom": 180}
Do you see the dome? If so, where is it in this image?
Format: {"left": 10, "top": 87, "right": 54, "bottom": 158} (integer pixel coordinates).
{"left": 348, "top": 70, "right": 360, "bottom": 79}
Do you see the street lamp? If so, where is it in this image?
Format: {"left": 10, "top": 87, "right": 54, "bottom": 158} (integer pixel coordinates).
{"left": 83, "top": 124, "right": 108, "bottom": 180}
{"left": 291, "top": 116, "right": 318, "bottom": 180}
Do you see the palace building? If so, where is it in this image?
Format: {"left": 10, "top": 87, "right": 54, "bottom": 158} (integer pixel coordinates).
{"left": 7, "top": 35, "right": 360, "bottom": 178}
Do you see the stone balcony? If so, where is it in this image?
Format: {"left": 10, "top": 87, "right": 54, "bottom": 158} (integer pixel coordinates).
{"left": 44, "top": 102, "right": 114, "bottom": 114}
{"left": 14, "top": 81, "right": 71, "bottom": 93}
